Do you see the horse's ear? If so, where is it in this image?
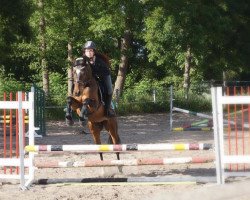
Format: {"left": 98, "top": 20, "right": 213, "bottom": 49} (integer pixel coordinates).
{"left": 75, "top": 57, "right": 84, "bottom": 66}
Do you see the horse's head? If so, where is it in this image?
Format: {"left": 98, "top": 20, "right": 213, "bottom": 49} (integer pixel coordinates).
{"left": 73, "top": 56, "right": 93, "bottom": 96}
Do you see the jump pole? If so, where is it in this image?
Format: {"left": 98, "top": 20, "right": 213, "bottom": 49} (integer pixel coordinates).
{"left": 182, "top": 119, "right": 211, "bottom": 128}
{"left": 190, "top": 119, "right": 210, "bottom": 126}
{"left": 34, "top": 156, "right": 214, "bottom": 168}
{"left": 25, "top": 143, "right": 213, "bottom": 152}
{"left": 172, "top": 127, "right": 212, "bottom": 131}
{"left": 173, "top": 107, "right": 213, "bottom": 119}
{"left": 35, "top": 176, "right": 217, "bottom": 185}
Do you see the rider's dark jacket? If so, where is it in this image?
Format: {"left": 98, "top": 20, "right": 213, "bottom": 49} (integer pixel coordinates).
{"left": 91, "top": 55, "right": 111, "bottom": 79}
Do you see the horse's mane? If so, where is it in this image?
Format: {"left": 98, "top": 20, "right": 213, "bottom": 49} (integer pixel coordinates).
{"left": 95, "top": 52, "right": 110, "bottom": 66}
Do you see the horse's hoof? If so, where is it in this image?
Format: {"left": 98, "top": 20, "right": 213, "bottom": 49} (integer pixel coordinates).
{"left": 80, "top": 120, "right": 87, "bottom": 127}
{"left": 66, "top": 118, "right": 74, "bottom": 126}
{"left": 116, "top": 152, "right": 120, "bottom": 160}
{"left": 99, "top": 153, "right": 103, "bottom": 161}
{"left": 79, "top": 118, "right": 87, "bottom": 127}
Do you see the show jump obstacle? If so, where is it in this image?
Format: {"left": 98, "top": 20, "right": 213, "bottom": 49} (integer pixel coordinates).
{"left": 0, "top": 90, "right": 214, "bottom": 189}
{"left": 170, "top": 85, "right": 250, "bottom": 131}
{"left": 212, "top": 86, "right": 250, "bottom": 184}
{"left": 0, "top": 92, "right": 37, "bottom": 189}
{"left": 169, "top": 85, "right": 213, "bottom": 131}
{"left": 1, "top": 86, "right": 250, "bottom": 189}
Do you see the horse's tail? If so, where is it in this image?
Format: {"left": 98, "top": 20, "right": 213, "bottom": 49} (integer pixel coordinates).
{"left": 96, "top": 52, "right": 111, "bottom": 66}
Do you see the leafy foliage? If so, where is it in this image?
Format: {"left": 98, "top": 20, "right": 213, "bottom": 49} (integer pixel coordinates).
{"left": 0, "top": 0, "right": 250, "bottom": 116}
{"left": 47, "top": 72, "right": 67, "bottom": 106}
{"left": 0, "top": 75, "right": 31, "bottom": 98}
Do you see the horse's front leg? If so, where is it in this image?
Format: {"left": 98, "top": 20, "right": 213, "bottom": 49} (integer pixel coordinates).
{"left": 65, "top": 96, "right": 74, "bottom": 126}
{"left": 74, "top": 104, "right": 88, "bottom": 127}
{"left": 78, "top": 98, "right": 93, "bottom": 127}
{"left": 65, "top": 96, "right": 83, "bottom": 126}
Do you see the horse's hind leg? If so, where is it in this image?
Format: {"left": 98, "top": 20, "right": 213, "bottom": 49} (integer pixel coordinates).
{"left": 107, "top": 135, "right": 120, "bottom": 160}
{"left": 104, "top": 118, "right": 121, "bottom": 160}
{"left": 105, "top": 118, "right": 120, "bottom": 144}
{"left": 88, "top": 122, "right": 103, "bottom": 160}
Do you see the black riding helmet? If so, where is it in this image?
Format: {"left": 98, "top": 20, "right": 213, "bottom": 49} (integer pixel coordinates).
{"left": 82, "top": 41, "right": 96, "bottom": 51}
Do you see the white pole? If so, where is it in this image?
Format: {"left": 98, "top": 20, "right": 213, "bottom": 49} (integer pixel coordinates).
{"left": 217, "top": 87, "right": 226, "bottom": 184}
{"left": 170, "top": 85, "right": 173, "bottom": 131}
{"left": 25, "top": 92, "right": 35, "bottom": 188}
{"left": 153, "top": 89, "right": 156, "bottom": 103}
{"left": 211, "top": 87, "right": 225, "bottom": 184}
{"left": 18, "top": 92, "right": 25, "bottom": 190}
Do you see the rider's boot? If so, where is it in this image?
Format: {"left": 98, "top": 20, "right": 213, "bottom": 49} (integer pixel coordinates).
{"left": 105, "top": 94, "right": 116, "bottom": 118}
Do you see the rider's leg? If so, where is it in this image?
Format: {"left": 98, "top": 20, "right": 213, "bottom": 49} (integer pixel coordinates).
{"left": 103, "top": 75, "right": 115, "bottom": 117}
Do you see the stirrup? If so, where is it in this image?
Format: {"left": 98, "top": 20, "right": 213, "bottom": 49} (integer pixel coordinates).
{"left": 106, "top": 109, "right": 116, "bottom": 118}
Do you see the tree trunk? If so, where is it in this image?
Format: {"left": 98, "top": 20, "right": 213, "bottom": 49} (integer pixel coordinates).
{"left": 38, "top": 0, "right": 49, "bottom": 97}
{"left": 67, "top": 41, "right": 74, "bottom": 96}
{"left": 183, "top": 45, "right": 192, "bottom": 100}
{"left": 65, "top": 0, "right": 74, "bottom": 96}
{"left": 113, "top": 30, "right": 132, "bottom": 102}
{"left": 42, "top": 58, "right": 49, "bottom": 96}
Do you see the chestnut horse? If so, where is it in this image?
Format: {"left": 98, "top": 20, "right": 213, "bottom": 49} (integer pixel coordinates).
{"left": 65, "top": 56, "right": 121, "bottom": 160}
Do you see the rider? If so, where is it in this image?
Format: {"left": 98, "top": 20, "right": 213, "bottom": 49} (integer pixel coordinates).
{"left": 82, "top": 40, "right": 115, "bottom": 118}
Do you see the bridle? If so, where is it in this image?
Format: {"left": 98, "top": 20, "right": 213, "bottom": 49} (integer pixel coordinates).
{"left": 73, "top": 64, "right": 102, "bottom": 114}
{"left": 74, "top": 65, "right": 92, "bottom": 87}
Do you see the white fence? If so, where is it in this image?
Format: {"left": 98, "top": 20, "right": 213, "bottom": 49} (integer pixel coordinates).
{"left": 212, "top": 87, "right": 250, "bottom": 184}
{"left": 1, "top": 87, "right": 250, "bottom": 189}
{"left": 0, "top": 92, "right": 36, "bottom": 189}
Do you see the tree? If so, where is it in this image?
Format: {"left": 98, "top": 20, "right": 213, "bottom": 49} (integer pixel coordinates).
{"left": 83, "top": 0, "right": 144, "bottom": 100}
{"left": 38, "top": 0, "right": 49, "bottom": 96}
{"left": 145, "top": 0, "right": 250, "bottom": 88}
{"left": 0, "top": 0, "right": 34, "bottom": 81}
{"left": 28, "top": 0, "right": 91, "bottom": 98}
{"left": 1, "top": 0, "right": 250, "bottom": 102}
{"left": 45, "top": 0, "right": 91, "bottom": 95}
